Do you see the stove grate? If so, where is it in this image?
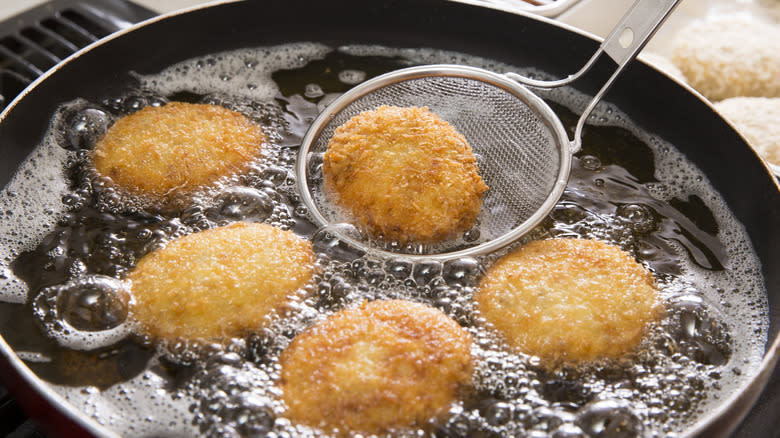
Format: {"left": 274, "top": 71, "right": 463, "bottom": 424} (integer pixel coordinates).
{"left": 0, "top": 0, "right": 155, "bottom": 111}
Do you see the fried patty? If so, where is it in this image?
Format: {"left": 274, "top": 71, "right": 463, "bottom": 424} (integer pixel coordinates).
{"left": 128, "top": 222, "right": 314, "bottom": 341}
{"left": 476, "top": 238, "right": 663, "bottom": 363}
{"left": 92, "top": 102, "right": 265, "bottom": 200}
{"left": 322, "top": 105, "right": 488, "bottom": 244}
{"left": 280, "top": 299, "right": 473, "bottom": 435}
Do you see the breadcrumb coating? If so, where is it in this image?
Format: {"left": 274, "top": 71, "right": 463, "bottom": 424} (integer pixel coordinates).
{"left": 476, "top": 238, "right": 663, "bottom": 363}
{"left": 128, "top": 222, "right": 314, "bottom": 341}
{"left": 671, "top": 18, "right": 780, "bottom": 101}
{"left": 715, "top": 97, "right": 780, "bottom": 168}
{"left": 323, "top": 105, "right": 488, "bottom": 244}
{"left": 92, "top": 102, "right": 265, "bottom": 200}
{"left": 280, "top": 299, "right": 473, "bottom": 435}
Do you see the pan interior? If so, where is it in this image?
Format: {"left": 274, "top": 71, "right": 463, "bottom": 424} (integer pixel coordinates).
{"left": 0, "top": 42, "right": 770, "bottom": 437}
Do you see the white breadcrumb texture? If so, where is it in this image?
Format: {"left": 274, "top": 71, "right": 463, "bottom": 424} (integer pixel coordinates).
{"left": 757, "top": 0, "right": 780, "bottom": 21}
{"left": 715, "top": 97, "right": 780, "bottom": 167}
{"left": 671, "top": 18, "right": 780, "bottom": 101}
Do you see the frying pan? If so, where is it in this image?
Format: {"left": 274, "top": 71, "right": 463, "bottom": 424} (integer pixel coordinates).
{"left": 0, "top": 0, "right": 777, "bottom": 437}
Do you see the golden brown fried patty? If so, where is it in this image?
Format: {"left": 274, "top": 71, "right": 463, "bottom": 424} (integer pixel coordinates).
{"left": 322, "top": 105, "right": 488, "bottom": 243}
{"left": 280, "top": 299, "right": 473, "bottom": 435}
{"left": 128, "top": 222, "right": 314, "bottom": 341}
{"left": 476, "top": 238, "right": 662, "bottom": 363}
{"left": 92, "top": 102, "right": 265, "bottom": 199}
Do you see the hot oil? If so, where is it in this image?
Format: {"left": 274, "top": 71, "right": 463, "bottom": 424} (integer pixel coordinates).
{"left": 0, "top": 43, "right": 769, "bottom": 437}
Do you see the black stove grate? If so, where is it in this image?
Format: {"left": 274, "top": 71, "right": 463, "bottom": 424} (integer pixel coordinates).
{"left": 0, "top": 3, "right": 155, "bottom": 435}
{"left": 0, "top": 0, "right": 155, "bottom": 111}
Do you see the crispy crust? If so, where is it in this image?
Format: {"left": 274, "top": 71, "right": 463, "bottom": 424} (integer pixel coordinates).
{"left": 92, "top": 102, "right": 265, "bottom": 199}
{"left": 476, "top": 238, "right": 663, "bottom": 363}
{"left": 128, "top": 222, "right": 314, "bottom": 341}
{"left": 279, "top": 299, "right": 473, "bottom": 435}
{"left": 322, "top": 106, "right": 488, "bottom": 243}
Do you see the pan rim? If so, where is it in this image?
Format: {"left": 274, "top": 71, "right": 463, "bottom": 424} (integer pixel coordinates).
{"left": 0, "top": 1, "right": 776, "bottom": 437}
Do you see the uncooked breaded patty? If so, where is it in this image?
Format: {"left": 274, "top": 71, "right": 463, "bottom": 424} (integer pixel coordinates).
{"left": 279, "top": 299, "right": 473, "bottom": 435}
{"left": 715, "top": 97, "right": 780, "bottom": 168}
{"left": 322, "top": 105, "right": 488, "bottom": 243}
{"left": 671, "top": 18, "right": 780, "bottom": 101}
{"left": 128, "top": 222, "right": 314, "bottom": 341}
{"left": 476, "top": 238, "right": 662, "bottom": 363}
{"left": 92, "top": 102, "right": 265, "bottom": 199}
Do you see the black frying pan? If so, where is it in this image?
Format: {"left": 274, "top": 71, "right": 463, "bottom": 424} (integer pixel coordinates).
{"left": 0, "top": 1, "right": 778, "bottom": 437}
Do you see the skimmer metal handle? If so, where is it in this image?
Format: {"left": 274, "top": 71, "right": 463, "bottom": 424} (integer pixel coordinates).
{"left": 505, "top": 0, "right": 682, "bottom": 152}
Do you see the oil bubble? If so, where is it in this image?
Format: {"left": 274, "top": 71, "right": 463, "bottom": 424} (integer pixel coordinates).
{"left": 34, "top": 275, "right": 129, "bottom": 331}
{"left": 552, "top": 423, "right": 587, "bottom": 438}
{"left": 443, "top": 258, "right": 481, "bottom": 286}
{"left": 542, "top": 379, "right": 592, "bottom": 405}
{"left": 64, "top": 107, "right": 110, "bottom": 150}
{"left": 261, "top": 166, "right": 292, "bottom": 186}
{"left": 616, "top": 204, "right": 657, "bottom": 233}
{"left": 208, "top": 187, "right": 274, "bottom": 222}
{"left": 528, "top": 406, "right": 567, "bottom": 431}
{"left": 552, "top": 203, "right": 588, "bottom": 224}
{"left": 580, "top": 155, "right": 602, "bottom": 171}
{"left": 148, "top": 96, "right": 167, "bottom": 107}
{"left": 293, "top": 205, "right": 308, "bottom": 218}
{"left": 437, "top": 411, "right": 474, "bottom": 438}
{"left": 337, "top": 69, "right": 366, "bottom": 85}
{"left": 123, "top": 96, "right": 147, "bottom": 113}
{"left": 56, "top": 276, "right": 129, "bottom": 331}
{"left": 102, "top": 96, "right": 124, "bottom": 112}
{"left": 315, "top": 273, "right": 354, "bottom": 308}
{"left": 666, "top": 294, "right": 732, "bottom": 366}
{"left": 483, "top": 400, "right": 513, "bottom": 426}
{"left": 32, "top": 275, "right": 131, "bottom": 350}
{"left": 412, "top": 260, "right": 443, "bottom": 286}
{"left": 385, "top": 259, "right": 413, "bottom": 280}
{"left": 575, "top": 400, "right": 642, "bottom": 438}
{"left": 312, "top": 224, "right": 366, "bottom": 261}
{"left": 304, "top": 83, "right": 324, "bottom": 99}
{"left": 463, "top": 228, "right": 480, "bottom": 242}
{"left": 221, "top": 394, "right": 275, "bottom": 435}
